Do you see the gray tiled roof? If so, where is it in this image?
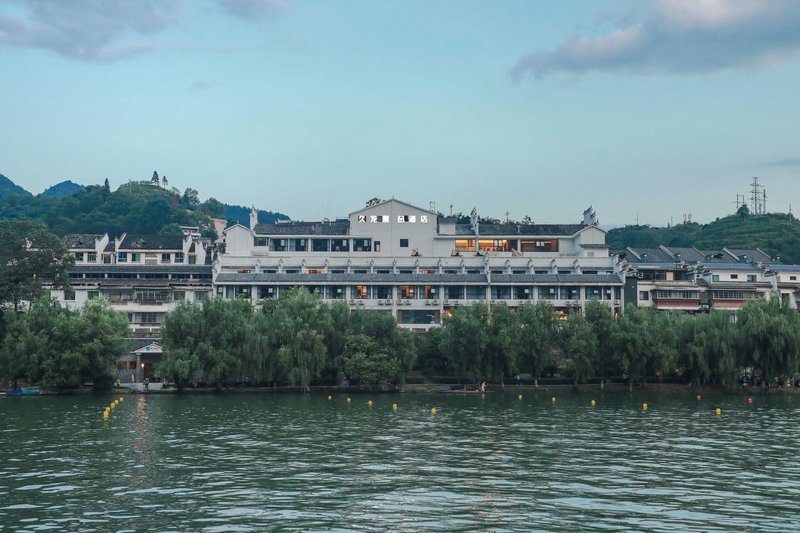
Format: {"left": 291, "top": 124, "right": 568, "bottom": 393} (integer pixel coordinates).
{"left": 214, "top": 272, "right": 623, "bottom": 285}
{"left": 627, "top": 247, "right": 674, "bottom": 263}
{"left": 72, "top": 278, "right": 210, "bottom": 287}
{"left": 725, "top": 248, "right": 772, "bottom": 263}
{"left": 456, "top": 223, "right": 586, "bottom": 236}
{"left": 253, "top": 222, "right": 350, "bottom": 235}
{"left": 61, "top": 234, "right": 103, "bottom": 249}
{"left": 663, "top": 246, "right": 706, "bottom": 263}
{"left": 698, "top": 262, "right": 761, "bottom": 271}
{"left": 215, "top": 273, "right": 489, "bottom": 284}
{"left": 69, "top": 265, "right": 211, "bottom": 274}
{"left": 767, "top": 264, "right": 800, "bottom": 272}
{"left": 118, "top": 234, "right": 184, "bottom": 250}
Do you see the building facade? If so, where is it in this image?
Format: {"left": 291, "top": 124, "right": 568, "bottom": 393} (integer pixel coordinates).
{"left": 51, "top": 232, "right": 213, "bottom": 381}
{"left": 214, "top": 199, "right": 625, "bottom": 329}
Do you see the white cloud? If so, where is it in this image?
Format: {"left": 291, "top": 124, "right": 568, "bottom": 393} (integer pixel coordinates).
{"left": 216, "top": 0, "right": 288, "bottom": 21}
{"left": 0, "top": 0, "right": 178, "bottom": 62}
{"left": 512, "top": 0, "right": 800, "bottom": 80}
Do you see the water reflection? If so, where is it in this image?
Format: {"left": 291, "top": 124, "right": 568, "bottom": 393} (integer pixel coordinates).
{"left": 1, "top": 392, "right": 799, "bottom": 531}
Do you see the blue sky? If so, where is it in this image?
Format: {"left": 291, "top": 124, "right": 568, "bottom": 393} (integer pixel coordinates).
{"left": 1, "top": 0, "right": 800, "bottom": 226}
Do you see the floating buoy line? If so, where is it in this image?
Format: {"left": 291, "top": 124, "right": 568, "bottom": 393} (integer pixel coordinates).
{"left": 102, "top": 397, "right": 125, "bottom": 419}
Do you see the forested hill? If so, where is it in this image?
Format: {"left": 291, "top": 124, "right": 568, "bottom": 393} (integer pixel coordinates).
{"left": 607, "top": 213, "right": 800, "bottom": 264}
{"left": 0, "top": 175, "right": 289, "bottom": 237}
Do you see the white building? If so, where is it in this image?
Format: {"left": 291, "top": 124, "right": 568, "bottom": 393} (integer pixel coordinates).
{"left": 215, "top": 199, "right": 625, "bottom": 329}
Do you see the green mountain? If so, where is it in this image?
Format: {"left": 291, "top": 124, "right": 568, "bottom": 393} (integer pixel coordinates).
{"left": 0, "top": 174, "right": 31, "bottom": 200}
{"left": 223, "top": 204, "right": 289, "bottom": 226}
{"left": 39, "top": 180, "right": 85, "bottom": 199}
{"left": 607, "top": 212, "right": 800, "bottom": 264}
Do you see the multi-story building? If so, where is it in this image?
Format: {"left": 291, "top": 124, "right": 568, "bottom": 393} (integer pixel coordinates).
{"left": 51, "top": 233, "right": 213, "bottom": 381}
{"left": 624, "top": 245, "right": 783, "bottom": 312}
{"left": 214, "top": 199, "right": 625, "bottom": 329}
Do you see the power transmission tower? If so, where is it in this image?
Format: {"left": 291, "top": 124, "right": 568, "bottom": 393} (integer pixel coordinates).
{"left": 750, "top": 177, "right": 761, "bottom": 214}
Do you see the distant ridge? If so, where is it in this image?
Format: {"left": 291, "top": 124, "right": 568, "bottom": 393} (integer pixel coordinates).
{"left": 0, "top": 174, "right": 32, "bottom": 199}
{"left": 39, "top": 180, "right": 85, "bottom": 199}
{"left": 223, "top": 204, "right": 289, "bottom": 226}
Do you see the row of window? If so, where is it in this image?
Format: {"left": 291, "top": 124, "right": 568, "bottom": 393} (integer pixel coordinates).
{"left": 218, "top": 285, "right": 621, "bottom": 301}
{"left": 710, "top": 274, "right": 757, "bottom": 282}
{"left": 253, "top": 237, "right": 562, "bottom": 253}
{"left": 117, "top": 252, "right": 196, "bottom": 264}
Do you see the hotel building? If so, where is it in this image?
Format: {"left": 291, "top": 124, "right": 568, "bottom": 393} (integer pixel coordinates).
{"left": 214, "top": 199, "right": 625, "bottom": 328}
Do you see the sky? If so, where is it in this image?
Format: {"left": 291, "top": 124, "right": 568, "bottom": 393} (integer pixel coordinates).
{"left": 1, "top": 0, "right": 800, "bottom": 226}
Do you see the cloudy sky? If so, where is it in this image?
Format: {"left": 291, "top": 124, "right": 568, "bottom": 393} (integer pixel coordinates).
{"left": 1, "top": 0, "right": 799, "bottom": 225}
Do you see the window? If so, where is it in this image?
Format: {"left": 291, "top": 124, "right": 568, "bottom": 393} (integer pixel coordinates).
{"left": 64, "top": 288, "right": 75, "bottom": 301}
{"left": 712, "top": 274, "right": 719, "bottom": 282}
{"left": 87, "top": 252, "right": 97, "bottom": 262}
{"left": 398, "top": 285, "right": 416, "bottom": 299}
{"left": 639, "top": 291, "right": 650, "bottom": 301}
{"left": 747, "top": 274, "right": 756, "bottom": 282}
{"left": 791, "top": 276, "right": 798, "bottom": 281}
{"left": 478, "top": 240, "right": 510, "bottom": 252}
{"left": 103, "top": 254, "right": 112, "bottom": 264}
{"left": 189, "top": 255, "right": 197, "bottom": 265}
{"left": 521, "top": 239, "right": 559, "bottom": 252}
{"left": 353, "top": 238, "right": 371, "bottom": 252}
{"left": 730, "top": 274, "right": 739, "bottom": 280}
{"left": 173, "top": 292, "right": 185, "bottom": 301}
{"left": 312, "top": 239, "right": 329, "bottom": 252}
{"left": 400, "top": 239, "right": 409, "bottom": 248}
{"left": 130, "top": 253, "right": 141, "bottom": 262}
{"left": 74, "top": 252, "right": 84, "bottom": 261}
{"left": 331, "top": 239, "right": 349, "bottom": 252}
{"left": 271, "top": 239, "right": 287, "bottom": 252}
{"left": 88, "top": 291, "right": 99, "bottom": 300}
{"left": 290, "top": 239, "right": 307, "bottom": 252}
{"left": 140, "top": 312, "right": 159, "bottom": 324}
{"left": 353, "top": 285, "right": 369, "bottom": 299}
{"left": 254, "top": 237, "right": 267, "bottom": 247}
{"left": 161, "top": 253, "right": 171, "bottom": 263}
{"left": 175, "top": 252, "right": 184, "bottom": 263}
{"left": 374, "top": 241, "right": 381, "bottom": 252}
{"left": 117, "top": 252, "right": 128, "bottom": 263}
{"left": 455, "top": 239, "right": 475, "bottom": 252}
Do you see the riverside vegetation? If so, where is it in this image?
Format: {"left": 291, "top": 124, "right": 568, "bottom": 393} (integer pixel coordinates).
{"left": 2, "top": 287, "right": 800, "bottom": 393}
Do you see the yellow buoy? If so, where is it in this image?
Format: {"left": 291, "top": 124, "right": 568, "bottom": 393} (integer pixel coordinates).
{"left": 110, "top": 403, "right": 115, "bottom": 410}
{"left": 119, "top": 397, "right": 123, "bottom": 402}
{"left": 551, "top": 396, "right": 556, "bottom": 403}
{"left": 642, "top": 403, "right": 648, "bottom": 411}
{"left": 715, "top": 407, "right": 721, "bottom": 416}
{"left": 591, "top": 399, "right": 596, "bottom": 407}
{"left": 103, "top": 410, "right": 109, "bottom": 418}
{"left": 431, "top": 407, "right": 437, "bottom": 414}
{"left": 327, "top": 395, "right": 332, "bottom": 401}
{"left": 346, "top": 397, "right": 351, "bottom": 403}
{"left": 392, "top": 403, "right": 398, "bottom": 410}
{"left": 368, "top": 400, "right": 373, "bottom": 407}
{"left": 518, "top": 394, "right": 523, "bottom": 400}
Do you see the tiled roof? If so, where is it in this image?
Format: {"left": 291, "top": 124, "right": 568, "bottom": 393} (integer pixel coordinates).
{"left": 663, "top": 246, "right": 706, "bottom": 263}
{"left": 725, "top": 248, "right": 772, "bottom": 263}
{"left": 627, "top": 247, "right": 674, "bottom": 263}
{"left": 253, "top": 222, "right": 350, "bottom": 236}
{"left": 456, "top": 223, "right": 586, "bottom": 236}
{"left": 118, "top": 234, "right": 184, "bottom": 250}
{"left": 69, "top": 265, "right": 211, "bottom": 274}
{"left": 61, "top": 234, "right": 103, "bottom": 249}
{"left": 698, "top": 262, "right": 761, "bottom": 271}
{"left": 214, "top": 272, "right": 623, "bottom": 284}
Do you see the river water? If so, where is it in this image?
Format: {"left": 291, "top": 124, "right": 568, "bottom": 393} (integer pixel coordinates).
{"left": 1, "top": 391, "right": 799, "bottom": 532}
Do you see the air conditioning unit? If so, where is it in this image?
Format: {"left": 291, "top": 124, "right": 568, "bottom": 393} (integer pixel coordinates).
{"left": 404, "top": 300, "right": 411, "bottom": 305}
{"left": 396, "top": 299, "right": 403, "bottom": 304}
{"left": 386, "top": 299, "right": 393, "bottom": 305}
{"left": 349, "top": 299, "right": 355, "bottom": 304}
{"left": 444, "top": 299, "right": 450, "bottom": 305}
{"left": 424, "top": 300, "right": 431, "bottom": 305}
{"left": 377, "top": 300, "right": 384, "bottom": 305}
{"left": 358, "top": 300, "right": 365, "bottom": 305}
{"left": 432, "top": 299, "right": 439, "bottom": 304}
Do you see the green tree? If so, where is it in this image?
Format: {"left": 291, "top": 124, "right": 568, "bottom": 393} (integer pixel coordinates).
{"left": 736, "top": 297, "right": 800, "bottom": 388}
{"left": 348, "top": 309, "right": 415, "bottom": 386}
{"left": 584, "top": 300, "right": 617, "bottom": 389}
{"left": 0, "top": 220, "right": 72, "bottom": 310}
{"left": 203, "top": 197, "right": 225, "bottom": 218}
{"left": 516, "top": 302, "right": 556, "bottom": 387}
{"left": 614, "top": 307, "right": 678, "bottom": 391}
{"left": 341, "top": 334, "right": 399, "bottom": 390}
{"left": 485, "top": 303, "right": 519, "bottom": 384}
{"left": 0, "top": 298, "right": 128, "bottom": 390}
{"left": 182, "top": 188, "right": 200, "bottom": 209}
{"left": 440, "top": 303, "right": 488, "bottom": 383}
{"left": 561, "top": 312, "right": 597, "bottom": 387}
{"left": 276, "top": 287, "right": 332, "bottom": 390}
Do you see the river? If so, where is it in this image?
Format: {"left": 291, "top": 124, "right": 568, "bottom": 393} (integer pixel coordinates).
{"left": 1, "top": 391, "right": 799, "bottom": 532}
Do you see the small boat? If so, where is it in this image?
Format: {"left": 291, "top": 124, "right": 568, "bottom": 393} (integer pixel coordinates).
{"left": 5, "top": 387, "right": 40, "bottom": 396}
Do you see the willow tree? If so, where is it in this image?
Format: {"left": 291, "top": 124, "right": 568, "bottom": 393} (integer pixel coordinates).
{"left": 485, "top": 303, "right": 519, "bottom": 384}
{"left": 561, "top": 312, "right": 597, "bottom": 387}
{"left": 277, "top": 287, "right": 332, "bottom": 391}
{"left": 584, "top": 300, "right": 617, "bottom": 389}
{"left": 736, "top": 297, "right": 800, "bottom": 388}
{"left": 440, "top": 302, "right": 489, "bottom": 383}
{"left": 614, "top": 307, "right": 677, "bottom": 391}
{"left": 516, "top": 302, "right": 556, "bottom": 387}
